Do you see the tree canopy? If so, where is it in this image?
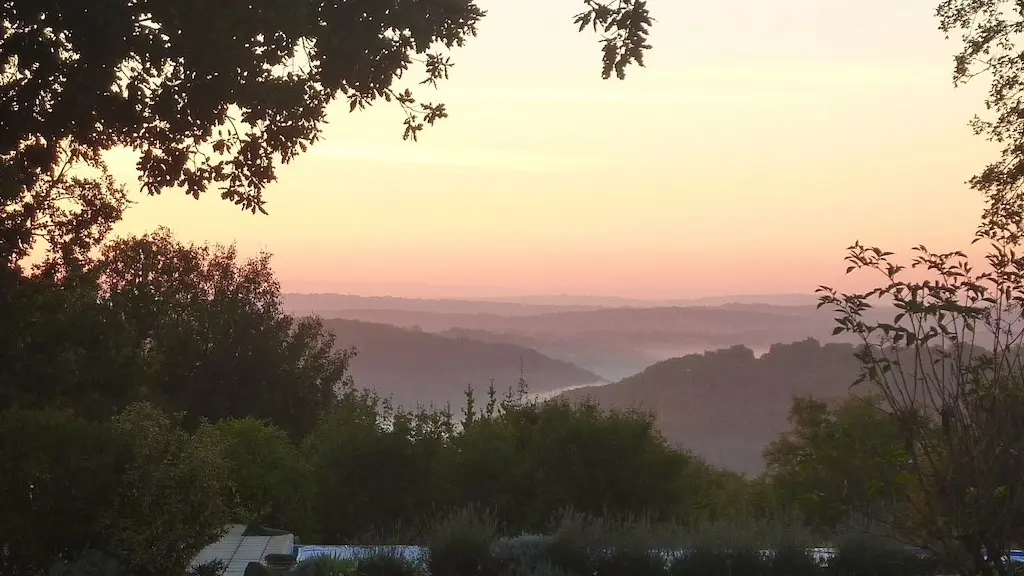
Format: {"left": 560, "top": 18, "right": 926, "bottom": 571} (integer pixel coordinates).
{"left": 764, "top": 395, "right": 911, "bottom": 533}
{"left": 818, "top": 238, "right": 1024, "bottom": 575}
{"left": 939, "top": 0, "right": 1024, "bottom": 239}
{"left": 1, "top": 0, "right": 652, "bottom": 214}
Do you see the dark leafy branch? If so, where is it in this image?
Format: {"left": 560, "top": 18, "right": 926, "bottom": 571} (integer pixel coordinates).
{"left": 817, "top": 230, "right": 1024, "bottom": 575}
{"left": 574, "top": 0, "right": 653, "bottom": 80}
{"left": 937, "top": 0, "right": 1024, "bottom": 241}
{"left": 0, "top": 0, "right": 653, "bottom": 217}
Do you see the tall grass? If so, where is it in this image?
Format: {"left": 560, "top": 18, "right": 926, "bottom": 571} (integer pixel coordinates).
{"left": 426, "top": 507, "right": 500, "bottom": 576}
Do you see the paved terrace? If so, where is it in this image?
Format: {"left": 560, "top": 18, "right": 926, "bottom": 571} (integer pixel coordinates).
{"left": 190, "top": 524, "right": 295, "bottom": 576}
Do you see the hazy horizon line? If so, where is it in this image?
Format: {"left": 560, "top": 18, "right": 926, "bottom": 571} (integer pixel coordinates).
{"left": 281, "top": 291, "right": 820, "bottom": 305}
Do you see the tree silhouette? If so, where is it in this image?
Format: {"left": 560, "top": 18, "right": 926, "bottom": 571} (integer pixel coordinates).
{"left": 1, "top": 0, "right": 652, "bottom": 214}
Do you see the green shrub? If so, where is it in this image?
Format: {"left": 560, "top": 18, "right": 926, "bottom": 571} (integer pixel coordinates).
{"left": 357, "top": 551, "right": 424, "bottom": 576}
{"left": 426, "top": 507, "right": 500, "bottom": 576}
{"left": 594, "top": 547, "right": 668, "bottom": 576}
{"left": 0, "top": 404, "right": 230, "bottom": 576}
{"left": 0, "top": 409, "right": 118, "bottom": 576}
{"left": 546, "top": 512, "right": 603, "bottom": 576}
{"left": 187, "top": 559, "right": 228, "bottom": 576}
{"left": 514, "top": 562, "right": 570, "bottom": 576}
{"left": 99, "top": 403, "right": 231, "bottom": 576}
{"left": 769, "top": 545, "right": 818, "bottom": 576}
{"left": 668, "top": 549, "right": 730, "bottom": 576}
{"left": 211, "top": 418, "right": 318, "bottom": 540}
{"left": 47, "top": 551, "right": 128, "bottom": 576}
{"left": 826, "top": 537, "right": 939, "bottom": 576}
{"left": 493, "top": 535, "right": 553, "bottom": 576}
{"left": 294, "top": 557, "right": 360, "bottom": 576}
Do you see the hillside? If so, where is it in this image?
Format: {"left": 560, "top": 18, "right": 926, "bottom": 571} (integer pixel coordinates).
{"left": 283, "top": 293, "right": 607, "bottom": 316}
{"left": 322, "top": 319, "right": 606, "bottom": 409}
{"left": 281, "top": 292, "right": 822, "bottom": 313}
{"left": 558, "top": 339, "right": 864, "bottom": 475}
{"left": 314, "top": 304, "right": 892, "bottom": 379}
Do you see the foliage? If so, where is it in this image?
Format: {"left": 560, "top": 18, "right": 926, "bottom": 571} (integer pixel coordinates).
{"left": 543, "top": 511, "right": 676, "bottom": 576}
{"left": 187, "top": 559, "right": 228, "bottom": 576}
{"left": 426, "top": 507, "right": 500, "bottom": 576}
{"left": 0, "top": 268, "right": 152, "bottom": 419}
{"left": 304, "top": 390, "right": 447, "bottom": 543}
{"left": 819, "top": 230, "right": 1024, "bottom": 575}
{"left": 493, "top": 535, "right": 555, "bottom": 576}
{"left": 0, "top": 409, "right": 118, "bottom": 576}
{"left": 0, "top": 142, "right": 128, "bottom": 277}
{"left": 356, "top": 552, "right": 424, "bottom": 576}
{"left": 763, "top": 395, "right": 912, "bottom": 532}
{"left": 47, "top": 551, "right": 129, "bottom": 576}
{"left": 98, "top": 228, "right": 354, "bottom": 437}
{"left": 1, "top": 0, "right": 651, "bottom": 216}
{"left": 769, "top": 545, "right": 820, "bottom": 576}
{"left": 937, "top": 0, "right": 1024, "bottom": 240}
{"left": 210, "top": 418, "right": 318, "bottom": 541}
{"left": 827, "top": 535, "right": 941, "bottom": 576}
{"left": 546, "top": 514, "right": 605, "bottom": 576}
{"left": 99, "top": 402, "right": 231, "bottom": 576}
{"left": 574, "top": 0, "right": 653, "bottom": 80}
{"left": 667, "top": 548, "right": 731, "bottom": 576}
{"left": 448, "top": 397, "right": 701, "bottom": 532}
{"left": 0, "top": 403, "right": 230, "bottom": 576}
{"left": 296, "top": 557, "right": 361, "bottom": 576}
{"left": 593, "top": 546, "right": 667, "bottom": 576}
{"left": 305, "top": 378, "right": 723, "bottom": 544}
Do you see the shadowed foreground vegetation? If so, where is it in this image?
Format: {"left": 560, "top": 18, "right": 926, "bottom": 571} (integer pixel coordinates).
{"left": 285, "top": 509, "right": 943, "bottom": 576}
{"left": 0, "top": 229, "right": 963, "bottom": 576}
{"left": 6, "top": 226, "right": 1024, "bottom": 576}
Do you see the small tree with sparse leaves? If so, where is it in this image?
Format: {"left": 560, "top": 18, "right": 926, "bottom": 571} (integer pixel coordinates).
{"left": 819, "top": 225, "right": 1024, "bottom": 576}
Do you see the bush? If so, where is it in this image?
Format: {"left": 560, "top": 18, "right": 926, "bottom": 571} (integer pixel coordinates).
{"left": 546, "top": 513, "right": 603, "bottom": 576}
{"left": 594, "top": 547, "right": 667, "bottom": 576}
{"left": 0, "top": 404, "right": 230, "bottom": 576}
{"left": 493, "top": 535, "right": 554, "bottom": 576}
{"left": 294, "top": 557, "right": 360, "bottom": 576}
{"left": 826, "top": 537, "right": 939, "bottom": 576}
{"left": 725, "top": 549, "right": 770, "bottom": 576}
{"left": 99, "top": 403, "right": 231, "bottom": 576}
{"left": 769, "top": 545, "right": 819, "bottom": 576}
{"left": 668, "top": 549, "right": 730, "bottom": 576}
{"left": 426, "top": 507, "right": 500, "bottom": 576}
{"left": 211, "top": 418, "right": 318, "bottom": 540}
{"left": 0, "top": 409, "right": 118, "bottom": 576}
{"left": 187, "top": 560, "right": 228, "bottom": 576}
{"left": 357, "top": 551, "right": 424, "bottom": 576}
{"left": 48, "top": 551, "right": 128, "bottom": 576}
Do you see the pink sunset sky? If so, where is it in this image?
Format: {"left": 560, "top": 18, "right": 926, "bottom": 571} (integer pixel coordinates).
{"left": 105, "top": 0, "right": 992, "bottom": 299}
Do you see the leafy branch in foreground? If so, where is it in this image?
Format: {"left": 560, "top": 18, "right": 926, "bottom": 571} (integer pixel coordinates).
{"left": 937, "top": 0, "right": 1024, "bottom": 241}
{"left": 1, "top": 0, "right": 653, "bottom": 215}
{"left": 574, "top": 0, "right": 654, "bottom": 80}
{"left": 818, "top": 228, "right": 1024, "bottom": 576}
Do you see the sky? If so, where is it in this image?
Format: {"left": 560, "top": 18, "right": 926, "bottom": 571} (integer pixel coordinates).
{"left": 106, "top": 0, "right": 996, "bottom": 299}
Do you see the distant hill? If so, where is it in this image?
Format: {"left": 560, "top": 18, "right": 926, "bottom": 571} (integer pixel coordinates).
{"left": 558, "top": 339, "right": 864, "bottom": 475}
{"left": 478, "top": 293, "right": 821, "bottom": 307}
{"left": 282, "top": 293, "right": 606, "bottom": 316}
{"left": 283, "top": 292, "right": 821, "bottom": 312}
{"left": 310, "top": 304, "right": 893, "bottom": 380}
{"left": 321, "top": 319, "right": 606, "bottom": 409}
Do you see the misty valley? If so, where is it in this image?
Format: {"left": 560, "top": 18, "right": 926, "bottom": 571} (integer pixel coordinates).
{"left": 289, "top": 294, "right": 870, "bottom": 474}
